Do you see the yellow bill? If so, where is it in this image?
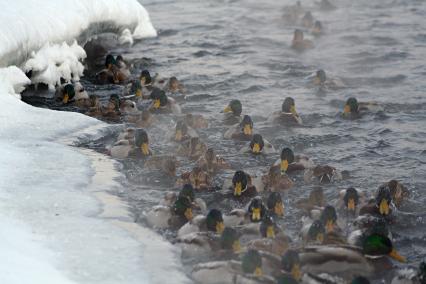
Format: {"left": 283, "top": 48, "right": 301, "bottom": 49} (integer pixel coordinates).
{"left": 252, "top": 208, "right": 261, "bottom": 221}
{"left": 344, "top": 104, "right": 351, "bottom": 114}
{"left": 266, "top": 226, "right": 275, "bottom": 239}
{"left": 326, "top": 220, "right": 334, "bottom": 233}
{"left": 62, "top": 94, "right": 69, "bottom": 104}
{"left": 175, "top": 130, "right": 183, "bottom": 141}
{"left": 291, "top": 264, "right": 302, "bottom": 281}
{"left": 234, "top": 182, "right": 242, "bottom": 196}
{"left": 223, "top": 106, "right": 232, "bottom": 113}
{"left": 141, "top": 143, "right": 150, "bottom": 155}
{"left": 153, "top": 99, "right": 161, "bottom": 109}
{"left": 290, "top": 105, "right": 297, "bottom": 115}
{"left": 379, "top": 199, "right": 390, "bottom": 215}
{"left": 216, "top": 221, "right": 225, "bottom": 234}
{"left": 280, "top": 159, "right": 289, "bottom": 173}
{"left": 316, "top": 233, "right": 324, "bottom": 243}
{"left": 184, "top": 208, "right": 193, "bottom": 220}
{"left": 274, "top": 202, "right": 284, "bottom": 216}
{"left": 136, "top": 89, "right": 142, "bottom": 97}
{"left": 252, "top": 143, "right": 261, "bottom": 154}
{"left": 254, "top": 267, "right": 263, "bottom": 277}
{"left": 243, "top": 124, "right": 253, "bottom": 136}
{"left": 232, "top": 240, "right": 241, "bottom": 253}
{"left": 389, "top": 249, "right": 406, "bottom": 263}
{"left": 347, "top": 198, "right": 356, "bottom": 211}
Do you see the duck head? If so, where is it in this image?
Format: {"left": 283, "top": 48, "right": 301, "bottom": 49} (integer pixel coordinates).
{"left": 282, "top": 249, "right": 302, "bottom": 281}
{"left": 242, "top": 249, "right": 263, "bottom": 276}
{"left": 240, "top": 115, "right": 254, "bottom": 136}
{"left": 175, "top": 121, "right": 188, "bottom": 141}
{"left": 206, "top": 209, "right": 225, "bottom": 234}
{"left": 232, "top": 170, "right": 248, "bottom": 197}
{"left": 62, "top": 84, "right": 75, "bottom": 104}
{"left": 178, "top": 184, "right": 195, "bottom": 203}
{"left": 280, "top": 147, "right": 295, "bottom": 173}
{"left": 249, "top": 134, "right": 265, "bottom": 154}
{"left": 320, "top": 205, "right": 338, "bottom": 233}
{"left": 220, "top": 227, "right": 241, "bottom": 253}
{"left": 267, "top": 192, "right": 284, "bottom": 217}
{"left": 282, "top": 97, "right": 297, "bottom": 115}
{"left": 248, "top": 197, "right": 266, "bottom": 222}
{"left": 260, "top": 215, "right": 278, "bottom": 238}
{"left": 140, "top": 70, "right": 152, "bottom": 86}
{"left": 375, "top": 186, "right": 392, "bottom": 216}
{"left": 89, "top": 94, "right": 99, "bottom": 108}
{"left": 344, "top": 187, "right": 359, "bottom": 213}
{"left": 105, "top": 54, "right": 116, "bottom": 70}
{"left": 223, "top": 99, "right": 242, "bottom": 116}
{"left": 362, "top": 233, "right": 405, "bottom": 262}
{"left": 308, "top": 220, "right": 326, "bottom": 244}
{"left": 135, "top": 129, "right": 150, "bottom": 156}
{"left": 344, "top": 97, "right": 359, "bottom": 115}
{"left": 314, "top": 69, "right": 327, "bottom": 85}
{"left": 168, "top": 76, "right": 180, "bottom": 91}
{"left": 173, "top": 197, "right": 193, "bottom": 221}
{"left": 150, "top": 88, "right": 168, "bottom": 109}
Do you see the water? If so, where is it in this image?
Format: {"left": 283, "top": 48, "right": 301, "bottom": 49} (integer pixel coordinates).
{"left": 24, "top": 0, "right": 426, "bottom": 281}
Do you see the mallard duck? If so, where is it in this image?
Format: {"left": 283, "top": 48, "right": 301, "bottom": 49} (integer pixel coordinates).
{"left": 86, "top": 95, "right": 103, "bottom": 117}
{"left": 149, "top": 87, "right": 181, "bottom": 114}
{"left": 304, "top": 165, "right": 342, "bottom": 184}
{"left": 296, "top": 187, "right": 326, "bottom": 213}
{"left": 337, "top": 187, "right": 365, "bottom": 217}
{"left": 261, "top": 166, "right": 294, "bottom": 192}
{"left": 222, "top": 99, "right": 243, "bottom": 125}
{"left": 177, "top": 208, "right": 226, "bottom": 238}
{"left": 102, "top": 94, "right": 121, "bottom": 119}
{"left": 183, "top": 113, "right": 208, "bottom": 129}
{"left": 218, "top": 197, "right": 268, "bottom": 228}
{"left": 348, "top": 217, "right": 392, "bottom": 247}
{"left": 271, "top": 147, "right": 314, "bottom": 175}
{"left": 291, "top": 30, "right": 314, "bottom": 50}
{"left": 176, "top": 227, "right": 241, "bottom": 259}
{"left": 266, "top": 192, "right": 285, "bottom": 218}
{"left": 196, "top": 147, "right": 230, "bottom": 175}
{"left": 176, "top": 137, "right": 207, "bottom": 160}
{"left": 166, "top": 76, "right": 186, "bottom": 101}
{"left": 224, "top": 115, "right": 254, "bottom": 141}
{"left": 281, "top": 249, "right": 303, "bottom": 281}
{"left": 359, "top": 185, "right": 393, "bottom": 220}
{"left": 240, "top": 134, "right": 277, "bottom": 155}
{"left": 246, "top": 216, "right": 291, "bottom": 256}
{"left": 96, "top": 54, "right": 129, "bottom": 84}
{"left": 311, "top": 69, "right": 346, "bottom": 90}
{"left": 224, "top": 170, "right": 261, "bottom": 199}
{"left": 342, "top": 97, "right": 383, "bottom": 119}
{"left": 301, "top": 219, "right": 327, "bottom": 245}
{"left": 110, "top": 128, "right": 152, "bottom": 159}
{"left": 191, "top": 250, "right": 270, "bottom": 284}
{"left": 298, "top": 234, "right": 406, "bottom": 279}
{"left": 162, "top": 184, "right": 207, "bottom": 214}
{"left": 311, "top": 21, "right": 323, "bottom": 36}
{"left": 172, "top": 120, "right": 198, "bottom": 142}
{"left": 145, "top": 196, "right": 193, "bottom": 229}
{"left": 269, "top": 97, "right": 303, "bottom": 125}
{"left": 175, "top": 166, "right": 211, "bottom": 191}
{"left": 380, "top": 180, "right": 409, "bottom": 208}
{"left": 55, "top": 83, "right": 76, "bottom": 105}
{"left": 144, "top": 155, "right": 177, "bottom": 176}
{"left": 301, "top": 12, "right": 314, "bottom": 28}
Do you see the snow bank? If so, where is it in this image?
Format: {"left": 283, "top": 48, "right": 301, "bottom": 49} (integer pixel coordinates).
{"left": 0, "top": 0, "right": 157, "bottom": 67}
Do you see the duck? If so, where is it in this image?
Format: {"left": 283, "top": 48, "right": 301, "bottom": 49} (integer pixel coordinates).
{"left": 301, "top": 206, "right": 345, "bottom": 244}
{"left": 312, "top": 69, "right": 346, "bottom": 90}
{"left": 240, "top": 134, "right": 277, "bottom": 155}
{"left": 129, "top": 70, "right": 154, "bottom": 100}
{"left": 176, "top": 227, "right": 241, "bottom": 259}
{"left": 223, "top": 170, "right": 261, "bottom": 199}
{"left": 149, "top": 87, "right": 181, "bottom": 114}
{"left": 224, "top": 115, "right": 254, "bottom": 141}
{"left": 177, "top": 208, "right": 226, "bottom": 238}
{"left": 246, "top": 216, "right": 291, "bottom": 256}
{"left": 161, "top": 184, "right": 207, "bottom": 214}
{"left": 281, "top": 249, "right": 303, "bottom": 281}
{"left": 271, "top": 147, "right": 314, "bottom": 175}
{"left": 222, "top": 99, "right": 243, "bottom": 125}
{"left": 221, "top": 197, "right": 268, "bottom": 229}
{"left": 145, "top": 196, "right": 194, "bottom": 230}
{"left": 301, "top": 12, "right": 314, "bottom": 28}
{"left": 110, "top": 128, "right": 152, "bottom": 159}
{"left": 266, "top": 192, "right": 285, "bottom": 218}
{"left": 96, "top": 54, "right": 129, "bottom": 84}
{"left": 269, "top": 97, "right": 303, "bottom": 125}
{"left": 172, "top": 120, "right": 198, "bottom": 142}
{"left": 175, "top": 166, "right": 212, "bottom": 191}
{"left": 144, "top": 155, "right": 177, "bottom": 176}
{"left": 304, "top": 165, "right": 342, "bottom": 184}
{"left": 261, "top": 166, "right": 294, "bottom": 192}
{"left": 337, "top": 187, "right": 365, "bottom": 217}
{"left": 291, "top": 29, "right": 314, "bottom": 51}
{"left": 380, "top": 180, "right": 409, "bottom": 209}
{"left": 55, "top": 83, "right": 89, "bottom": 107}
{"left": 85, "top": 95, "right": 103, "bottom": 117}
{"left": 120, "top": 99, "right": 140, "bottom": 121}
{"left": 166, "top": 76, "right": 186, "bottom": 101}
{"left": 301, "top": 219, "right": 327, "bottom": 245}
{"left": 183, "top": 113, "right": 208, "bottom": 129}
{"left": 311, "top": 21, "right": 323, "bottom": 36}
{"left": 298, "top": 233, "right": 406, "bottom": 280}
{"left": 359, "top": 185, "right": 394, "bottom": 220}
{"left": 342, "top": 97, "right": 383, "bottom": 119}
{"left": 196, "top": 147, "right": 230, "bottom": 175}
{"left": 295, "top": 187, "right": 326, "bottom": 214}
{"left": 102, "top": 94, "right": 121, "bottom": 119}
{"left": 348, "top": 217, "right": 392, "bottom": 247}
{"left": 191, "top": 250, "right": 274, "bottom": 284}
{"left": 176, "top": 137, "right": 208, "bottom": 160}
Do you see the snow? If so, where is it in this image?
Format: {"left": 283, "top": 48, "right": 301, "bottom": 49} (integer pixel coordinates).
{"left": 0, "top": 0, "right": 157, "bottom": 67}
{"left": 0, "top": 1, "right": 189, "bottom": 281}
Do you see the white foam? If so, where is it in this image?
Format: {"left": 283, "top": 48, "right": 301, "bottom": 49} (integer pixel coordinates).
{"left": 0, "top": 0, "right": 157, "bottom": 67}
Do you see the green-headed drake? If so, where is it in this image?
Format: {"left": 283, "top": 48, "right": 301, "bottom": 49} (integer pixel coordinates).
{"left": 269, "top": 97, "right": 303, "bottom": 125}
{"left": 222, "top": 99, "right": 243, "bottom": 125}
{"left": 223, "top": 170, "right": 260, "bottom": 199}
{"left": 145, "top": 196, "right": 194, "bottom": 230}
{"left": 342, "top": 97, "right": 383, "bottom": 119}
{"left": 240, "top": 134, "right": 277, "bottom": 155}
{"left": 177, "top": 208, "right": 226, "bottom": 238}
{"left": 224, "top": 114, "right": 255, "bottom": 141}
{"left": 291, "top": 29, "right": 314, "bottom": 51}
{"left": 359, "top": 185, "right": 394, "bottom": 220}
{"left": 271, "top": 147, "right": 314, "bottom": 175}
{"left": 266, "top": 192, "right": 285, "bottom": 218}
{"left": 149, "top": 87, "right": 181, "bottom": 114}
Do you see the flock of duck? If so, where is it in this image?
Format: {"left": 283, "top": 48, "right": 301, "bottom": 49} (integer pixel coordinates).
{"left": 37, "top": 0, "right": 426, "bottom": 283}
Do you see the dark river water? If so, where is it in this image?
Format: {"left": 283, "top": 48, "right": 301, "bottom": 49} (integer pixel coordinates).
{"left": 23, "top": 0, "right": 426, "bottom": 282}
